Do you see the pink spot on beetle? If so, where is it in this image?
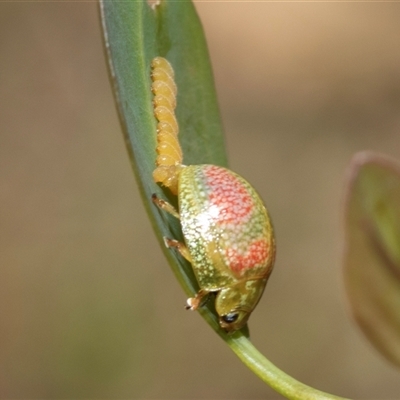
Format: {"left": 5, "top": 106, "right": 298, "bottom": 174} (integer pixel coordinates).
{"left": 225, "top": 239, "right": 269, "bottom": 273}
{"left": 203, "top": 165, "right": 254, "bottom": 224}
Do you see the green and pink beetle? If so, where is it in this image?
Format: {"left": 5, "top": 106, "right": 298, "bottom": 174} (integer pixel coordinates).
{"left": 150, "top": 57, "right": 276, "bottom": 333}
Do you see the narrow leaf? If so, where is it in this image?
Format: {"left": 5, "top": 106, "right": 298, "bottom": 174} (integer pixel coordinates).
{"left": 100, "top": 2, "right": 352, "bottom": 398}
{"left": 99, "top": 0, "right": 226, "bottom": 304}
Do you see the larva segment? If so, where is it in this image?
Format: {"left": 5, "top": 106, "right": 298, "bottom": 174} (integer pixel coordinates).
{"left": 151, "top": 57, "right": 183, "bottom": 195}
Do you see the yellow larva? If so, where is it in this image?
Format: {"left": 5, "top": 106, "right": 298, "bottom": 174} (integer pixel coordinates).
{"left": 151, "top": 57, "right": 183, "bottom": 194}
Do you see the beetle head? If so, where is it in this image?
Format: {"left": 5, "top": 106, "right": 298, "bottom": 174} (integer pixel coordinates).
{"left": 214, "top": 278, "right": 267, "bottom": 333}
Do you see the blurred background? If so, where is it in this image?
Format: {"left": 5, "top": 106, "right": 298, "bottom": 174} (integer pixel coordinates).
{"left": 1, "top": 1, "right": 400, "bottom": 398}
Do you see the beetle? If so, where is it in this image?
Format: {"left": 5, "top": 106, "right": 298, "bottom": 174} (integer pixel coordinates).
{"left": 150, "top": 57, "right": 275, "bottom": 332}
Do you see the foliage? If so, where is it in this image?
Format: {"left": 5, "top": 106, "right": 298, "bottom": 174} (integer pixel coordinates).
{"left": 100, "top": 0, "right": 399, "bottom": 398}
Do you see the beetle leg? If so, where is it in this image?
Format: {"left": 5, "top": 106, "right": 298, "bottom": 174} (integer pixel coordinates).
{"left": 185, "top": 289, "right": 210, "bottom": 311}
{"left": 163, "top": 237, "right": 192, "bottom": 261}
{"left": 152, "top": 193, "right": 180, "bottom": 219}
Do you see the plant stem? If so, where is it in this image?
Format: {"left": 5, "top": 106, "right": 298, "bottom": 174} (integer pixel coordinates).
{"left": 226, "top": 334, "right": 350, "bottom": 400}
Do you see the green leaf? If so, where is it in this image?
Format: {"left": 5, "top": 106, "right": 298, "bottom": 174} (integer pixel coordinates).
{"left": 344, "top": 151, "right": 400, "bottom": 367}
{"left": 100, "top": 1, "right": 351, "bottom": 398}
{"left": 99, "top": 0, "right": 227, "bottom": 306}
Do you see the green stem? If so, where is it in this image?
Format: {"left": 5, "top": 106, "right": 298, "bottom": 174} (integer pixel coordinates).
{"left": 185, "top": 284, "right": 350, "bottom": 399}
{"left": 195, "top": 300, "right": 350, "bottom": 399}
{"left": 227, "top": 335, "right": 350, "bottom": 400}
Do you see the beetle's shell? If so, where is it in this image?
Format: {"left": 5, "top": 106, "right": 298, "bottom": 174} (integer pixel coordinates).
{"left": 178, "top": 164, "right": 275, "bottom": 291}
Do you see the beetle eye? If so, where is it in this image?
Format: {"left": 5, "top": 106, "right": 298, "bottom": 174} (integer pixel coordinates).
{"left": 222, "top": 313, "right": 239, "bottom": 324}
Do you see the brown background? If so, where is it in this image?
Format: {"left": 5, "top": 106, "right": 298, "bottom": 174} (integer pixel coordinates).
{"left": 1, "top": 1, "right": 400, "bottom": 398}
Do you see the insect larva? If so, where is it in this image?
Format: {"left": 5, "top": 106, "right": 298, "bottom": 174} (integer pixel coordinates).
{"left": 151, "top": 57, "right": 182, "bottom": 194}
